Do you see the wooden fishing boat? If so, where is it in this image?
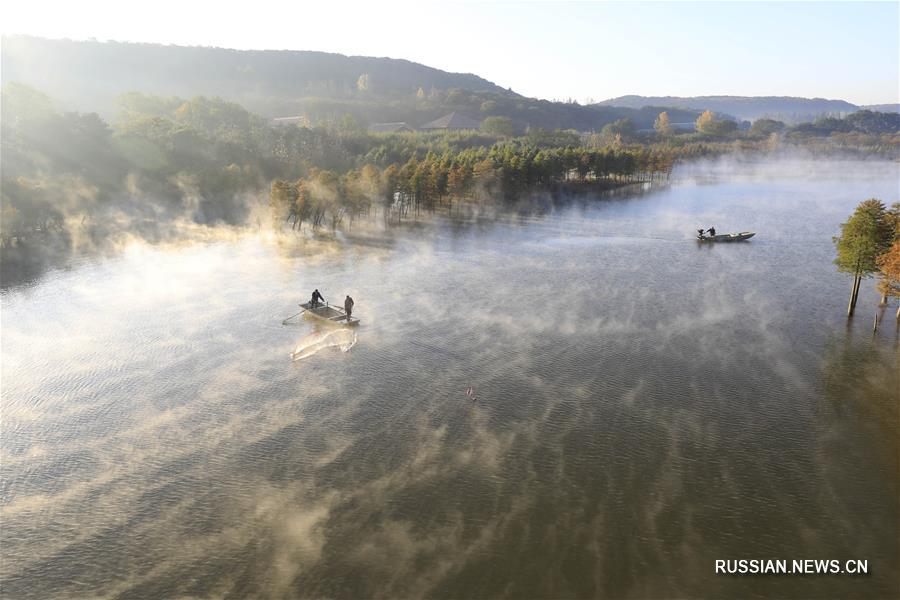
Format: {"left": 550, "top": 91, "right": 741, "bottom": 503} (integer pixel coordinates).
{"left": 299, "top": 302, "right": 360, "bottom": 326}
{"left": 696, "top": 232, "right": 755, "bottom": 243}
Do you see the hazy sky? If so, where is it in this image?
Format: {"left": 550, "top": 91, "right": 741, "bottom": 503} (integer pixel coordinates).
{"left": 3, "top": 1, "right": 898, "bottom": 104}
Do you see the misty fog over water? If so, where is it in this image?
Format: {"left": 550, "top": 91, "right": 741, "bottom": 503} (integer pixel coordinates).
{"left": 1, "top": 160, "right": 898, "bottom": 598}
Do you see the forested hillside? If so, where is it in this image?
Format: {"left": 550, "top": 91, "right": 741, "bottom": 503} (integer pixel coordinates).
{"left": 1, "top": 36, "right": 508, "bottom": 116}
{"left": 596, "top": 95, "right": 861, "bottom": 122}
{"left": 2, "top": 36, "right": 703, "bottom": 131}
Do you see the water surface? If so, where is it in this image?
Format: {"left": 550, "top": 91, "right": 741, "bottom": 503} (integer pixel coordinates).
{"left": 2, "top": 161, "right": 898, "bottom": 599}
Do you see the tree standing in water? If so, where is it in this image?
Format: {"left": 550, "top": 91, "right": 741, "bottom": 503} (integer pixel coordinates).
{"left": 833, "top": 199, "right": 893, "bottom": 317}
{"left": 875, "top": 203, "right": 900, "bottom": 320}
{"left": 876, "top": 240, "right": 900, "bottom": 320}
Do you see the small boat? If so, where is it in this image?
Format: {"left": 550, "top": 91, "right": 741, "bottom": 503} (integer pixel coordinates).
{"left": 299, "top": 302, "right": 360, "bottom": 326}
{"left": 696, "top": 232, "right": 755, "bottom": 243}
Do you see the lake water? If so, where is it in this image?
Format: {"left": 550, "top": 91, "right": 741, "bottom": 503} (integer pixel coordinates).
{"left": 2, "top": 160, "right": 898, "bottom": 599}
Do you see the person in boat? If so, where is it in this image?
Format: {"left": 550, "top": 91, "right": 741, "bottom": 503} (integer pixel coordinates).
{"left": 344, "top": 295, "right": 354, "bottom": 321}
{"left": 697, "top": 228, "right": 705, "bottom": 239}
{"left": 707, "top": 227, "right": 716, "bottom": 237}
{"left": 310, "top": 289, "right": 325, "bottom": 308}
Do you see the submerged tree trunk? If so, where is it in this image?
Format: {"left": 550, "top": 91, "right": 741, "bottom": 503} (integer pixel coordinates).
{"left": 847, "top": 275, "right": 861, "bottom": 317}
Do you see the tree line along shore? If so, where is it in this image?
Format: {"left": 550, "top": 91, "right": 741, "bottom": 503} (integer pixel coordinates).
{"left": 268, "top": 144, "right": 676, "bottom": 231}
{"left": 2, "top": 83, "right": 899, "bottom": 251}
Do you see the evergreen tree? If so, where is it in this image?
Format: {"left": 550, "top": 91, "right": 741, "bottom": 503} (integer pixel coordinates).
{"left": 834, "top": 199, "right": 894, "bottom": 316}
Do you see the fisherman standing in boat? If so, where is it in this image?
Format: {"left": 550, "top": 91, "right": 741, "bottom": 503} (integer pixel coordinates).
{"left": 344, "top": 295, "right": 354, "bottom": 321}
{"left": 310, "top": 289, "right": 325, "bottom": 308}
{"left": 707, "top": 226, "right": 716, "bottom": 237}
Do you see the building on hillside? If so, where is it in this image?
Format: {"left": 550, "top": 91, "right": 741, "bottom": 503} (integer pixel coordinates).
{"left": 369, "top": 122, "right": 414, "bottom": 133}
{"left": 419, "top": 111, "right": 482, "bottom": 131}
{"left": 271, "top": 116, "right": 308, "bottom": 127}
{"left": 636, "top": 122, "right": 697, "bottom": 134}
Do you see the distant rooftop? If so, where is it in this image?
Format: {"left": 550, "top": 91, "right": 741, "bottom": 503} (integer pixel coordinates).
{"left": 369, "top": 122, "right": 413, "bottom": 133}
{"left": 420, "top": 111, "right": 481, "bottom": 130}
{"left": 271, "top": 116, "right": 307, "bottom": 127}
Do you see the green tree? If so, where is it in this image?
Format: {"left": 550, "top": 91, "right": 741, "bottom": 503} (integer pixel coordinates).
{"left": 173, "top": 96, "right": 256, "bottom": 138}
{"left": 446, "top": 88, "right": 467, "bottom": 104}
{"left": 601, "top": 118, "right": 635, "bottom": 141}
{"left": 481, "top": 116, "right": 515, "bottom": 137}
{"left": 480, "top": 100, "right": 498, "bottom": 114}
{"left": 1, "top": 83, "right": 54, "bottom": 124}
{"left": 844, "top": 110, "right": 900, "bottom": 135}
{"left": 833, "top": 199, "right": 894, "bottom": 316}
{"left": 749, "top": 118, "right": 785, "bottom": 137}
{"left": 117, "top": 92, "right": 184, "bottom": 121}
{"left": 337, "top": 114, "right": 362, "bottom": 135}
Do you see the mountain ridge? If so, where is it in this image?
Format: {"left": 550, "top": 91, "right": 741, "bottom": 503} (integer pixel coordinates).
{"left": 1, "top": 35, "right": 514, "bottom": 117}
{"left": 594, "top": 95, "right": 865, "bottom": 122}
{"left": 2, "top": 36, "right": 892, "bottom": 130}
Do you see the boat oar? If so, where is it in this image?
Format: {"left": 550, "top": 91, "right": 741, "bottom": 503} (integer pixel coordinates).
{"left": 282, "top": 309, "right": 305, "bottom": 325}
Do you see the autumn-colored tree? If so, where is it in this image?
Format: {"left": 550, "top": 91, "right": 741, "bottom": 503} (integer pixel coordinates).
{"left": 696, "top": 110, "right": 738, "bottom": 136}
{"left": 654, "top": 111, "right": 673, "bottom": 137}
{"left": 294, "top": 180, "right": 311, "bottom": 229}
{"left": 431, "top": 162, "right": 449, "bottom": 202}
{"left": 876, "top": 203, "right": 900, "bottom": 316}
{"left": 412, "top": 162, "right": 433, "bottom": 208}
{"left": 695, "top": 110, "right": 716, "bottom": 133}
{"left": 472, "top": 158, "right": 498, "bottom": 200}
{"left": 359, "top": 164, "right": 381, "bottom": 200}
{"left": 382, "top": 163, "right": 400, "bottom": 207}
{"left": 269, "top": 179, "right": 297, "bottom": 224}
{"left": 307, "top": 169, "right": 339, "bottom": 228}
{"left": 447, "top": 163, "right": 472, "bottom": 199}
{"left": 876, "top": 241, "right": 900, "bottom": 318}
